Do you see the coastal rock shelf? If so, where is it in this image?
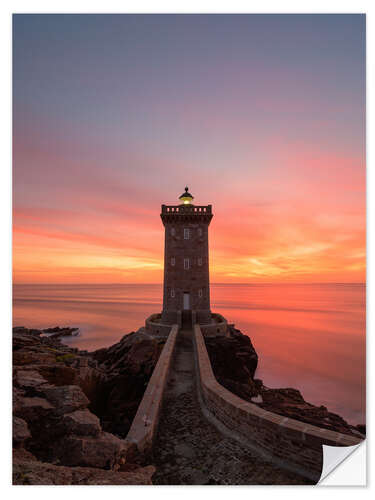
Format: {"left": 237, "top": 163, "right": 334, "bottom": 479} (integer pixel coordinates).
{"left": 12, "top": 326, "right": 162, "bottom": 485}
{"left": 14, "top": 325, "right": 80, "bottom": 339}
{"left": 12, "top": 323, "right": 364, "bottom": 485}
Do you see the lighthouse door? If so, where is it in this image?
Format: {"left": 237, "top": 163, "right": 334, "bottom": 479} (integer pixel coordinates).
{"left": 182, "top": 293, "right": 191, "bottom": 328}
{"left": 183, "top": 292, "right": 190, "bottom": 310}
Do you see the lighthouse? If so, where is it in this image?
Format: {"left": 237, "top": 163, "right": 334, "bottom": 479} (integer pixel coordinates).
{"left": 160, "top": 187, "right": 213, "bottom": 328}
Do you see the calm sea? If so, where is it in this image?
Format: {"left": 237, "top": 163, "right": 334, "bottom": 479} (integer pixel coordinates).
{"left": 13, "top": 283, "right": 365, "bottom": 424}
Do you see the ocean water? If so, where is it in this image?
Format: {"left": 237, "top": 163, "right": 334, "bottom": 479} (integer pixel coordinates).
{"left": 13, "top": 283, "right": 365, "bottom": 425}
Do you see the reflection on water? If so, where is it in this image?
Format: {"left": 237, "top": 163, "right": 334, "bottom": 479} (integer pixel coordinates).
{"left": 13, "top": 283, "right": 365, "bottom": 424}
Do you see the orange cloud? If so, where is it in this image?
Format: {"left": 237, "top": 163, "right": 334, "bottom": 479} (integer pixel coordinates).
{"left": 13, "top": 132, "right": 365, "bottom": 285}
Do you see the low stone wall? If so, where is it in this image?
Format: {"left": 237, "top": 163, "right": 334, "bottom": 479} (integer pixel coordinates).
{"left": 199, "top": 313, "right": 228, "bottom": 337}
{"left": 146, "top": 312, "right": 228, "bottom": 337}
{"left": 145, "top": 313, "right": 173, "bottom": 337}
{"left": 193, "top": 324, "right": 362, "bottom": 481}
{"left": 125, "top": 324, "right": 179, "bottom": 459}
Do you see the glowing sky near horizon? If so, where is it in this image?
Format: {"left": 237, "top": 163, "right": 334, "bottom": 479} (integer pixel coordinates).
{"left": 13, "top": 14, "right": 366, "bottom": 284}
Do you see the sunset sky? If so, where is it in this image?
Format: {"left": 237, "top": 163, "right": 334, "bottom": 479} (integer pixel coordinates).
{"left": 13, "top": 14, "right": 366, "bottom": 284}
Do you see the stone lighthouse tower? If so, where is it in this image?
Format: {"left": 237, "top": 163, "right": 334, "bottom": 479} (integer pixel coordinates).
{"left": 160, "top": 187, "right": 213, "bottom": 328}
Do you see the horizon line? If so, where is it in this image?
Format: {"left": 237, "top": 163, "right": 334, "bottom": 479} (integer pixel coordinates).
{"left": 13, "top": 282, "right": 366, "bottom": 286}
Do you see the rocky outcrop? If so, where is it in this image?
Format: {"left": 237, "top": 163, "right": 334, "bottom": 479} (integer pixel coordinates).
{"left": 255, "top": 386, "right": 365, "bottom": 438}
{"left": 61, "top": 408, "right": 101, "bottom": 436}
{"left": 13, "top": 323, "right": 365, "bottom": 485}
{"left": 42, "top": 326, "right": 79, "bottom": 339}
{"left": 90, "top": 330, "right": 165, "bottom": 437}
{"left": 13, "top": 325, "right": 80, "bottom": 339}
{"left": 13, "top": 448, "right": 155, "bottom": 485}
{"left": 12, "top": 326, "right": 160, "bottom": 485}
{"left": 206, "top": 325, "right": 365, "bottom": 439}
{"left": 205, "top": 325, "right": 259, "bottom": 400}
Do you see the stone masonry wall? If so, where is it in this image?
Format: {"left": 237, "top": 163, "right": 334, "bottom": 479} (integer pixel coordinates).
{"left": 124, "top": 325, "right": 179, "bottom": 459}
{"left": 199, "top": 313, "right": 228, "bottom": 337}
{"left": 161, "top": 206, "right": 212, "bottom": 324}
{"left": 193, "top": 324, "right": 362, "bottom": 481}
{"left": 145, "top": 314, "right": 174, "bottom": 337}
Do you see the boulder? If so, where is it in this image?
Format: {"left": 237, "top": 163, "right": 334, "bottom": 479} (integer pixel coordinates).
{"left": 14, "top": 396, "right": 54, "bottom": 421}
{"left": 15, "top": 370, "right": 48, "bottom": 390}
{"left": 40, "top": 385, "right": 89, "bottom": 415}
{"left": 62, "top": 409, "right": 101, "bottom": 437}
{"left": 53, "top": 431, "right": 128, "bottom": 468}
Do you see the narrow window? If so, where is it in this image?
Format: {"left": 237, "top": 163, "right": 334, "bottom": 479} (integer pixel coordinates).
{"left": 198, "top": 289, "right": 203, "bottom": 298}
{"left": 171, "top": 257, "right": 175, "bottom": 266}
{"left": 184, "top": 258, "right": 189, "bottom": 270}
{"left": 184, "top": 228, "right": 189, "bottom": 239}
{"left": 171, "top": 289, "right": 175, "bottom": 298}
{"left": 198, "top": 257, "right": 202, "bottom": 266}
{"left": 198, "top": 227, "right": 202, "bottom": 237}
{"left": 171, "top": 227, "right": 175, "bottom": 236}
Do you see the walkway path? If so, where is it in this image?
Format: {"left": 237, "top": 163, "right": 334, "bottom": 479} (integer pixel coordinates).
{"left": 152, "top": 329, "right": 313, "bottom": 485}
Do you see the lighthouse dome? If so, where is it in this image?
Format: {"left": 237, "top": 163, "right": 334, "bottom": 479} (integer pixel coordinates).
{"left": 179, "top": 186, "right": 194, "bottom": 205}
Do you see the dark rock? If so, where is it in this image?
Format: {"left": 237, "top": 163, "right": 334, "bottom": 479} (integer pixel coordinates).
{"left": 13, "top": 351, "right": 56, "bottom": 365}
{"left": 254, "top": 378, "right": 264, "bottom": 391}
{"left": 13, "top": 446, "right": 38, "bottom": 463}
{"left": 43, "top": 326, "right": 78, "bottom": 333}
{"left": 13, "top": 332, "right": 41, "bottom": 349}
{"left": 43, "top": 327, "right": 79, "bottom": 339}
{"left": 13, "top": 417, "right": 31, "bottom": 447}
{"left": 205, "top": 326, "right": 258, "bottom": 386}
{"left": 261, "top": 387, "right": 305, "bottom": 405}
{"left": 90, "top": 330, "right": 164, "bottom": 438}
{"left": 13, "top": 387, "right": 25, "bottom": 413}
{"left": 53, "top": 431, "right": 128, "bottom": 468}
{"left": 62, "top": 409, "right": 101, "bottom": 437}
{"left": 12, "top": 454, "right": 155, "bottom": 485}
{"left": 36, "top": 364, "right": 78, "bottom": 386}
{"left": 14, "top": 396, "right": 55, "bottom": 421}
{"left": 15, "top": 369, "right": 48, "bottom": 390}
{"left": 219, "top": 377, "right": 258, "bottom": 400}
{"left": 12, "top": 324, "right": 161, "bottom": 479}
{"left": 40, "top": 385, "right": 89, "bottom": 415}
{"left": 356, "top": 424, "right": 366, "bottom": 435}
{"left": 13, "top": 327, "right": 42, "bottom": 336}
{"left": 255, "top": 386, "right": 362, "bottom": 437}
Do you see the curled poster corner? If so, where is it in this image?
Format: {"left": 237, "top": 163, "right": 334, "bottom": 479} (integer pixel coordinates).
{"left": 318, "top": 440, "right": 366, "bottom": 486}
